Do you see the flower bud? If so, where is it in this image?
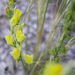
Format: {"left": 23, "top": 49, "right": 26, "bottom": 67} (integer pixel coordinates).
{"left": 8, "top": 0, "right": 14, "bottom": 9}
{"left": 5, "top": 6, "right": 10, "bottom": 15}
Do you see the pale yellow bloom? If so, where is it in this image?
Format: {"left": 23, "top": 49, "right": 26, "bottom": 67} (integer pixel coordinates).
{"left": 16, "top": 30, "right": 25, "bottom": 42}
{"left": 20, "top": 23, "right": 24, "bottom": 27}
{"left": 16, "top": 42, "right": 21, "bottom": 52}
{"left": 10, "top": 48, "right": 20, "bottom": 60}
{"left": 14, "top": 23, "right": 24, "bottom": 34}
{"left": 43, "top": 63, "right": 63, "bottom": 75}
{"left": 14, "top": 8, "right": 22, "bottom": 17}
{"left": 19, "top": 23, "right": 24, "bottom": 30}
{"left": 9, "top": 8, "right": 22, "bottom": 26}
{"left": 9, "top": 15, "right": 18, "bottom": 26}
{"left": 5, "top": 34, "right": 14, "bottom": 45}
{"left": 14, "top": 25, "right": 20, "bottom": 34}
{"left": 25, "top": 54, "right": 33, "bottom": 64}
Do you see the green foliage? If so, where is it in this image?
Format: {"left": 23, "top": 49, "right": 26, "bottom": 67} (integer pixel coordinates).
{"left": 58, "top": 44, "right": 67, "bottom": 54}
{"left": 63, "top": 0, "right": 75, "bottom": 34}
{"left": 64, "top": 11, "right": 73, "bottom": 19}
{"left": 38, "top": 68, "right": 44, "bottom": 75}
{"left": 4, "top": 0, "right": 75, "bottom": 75}
{"left": 12, "top": 41, "right": 16, "bottom": 47}
{"left": 5, "top": 8, "right": 13, "bottom": 19}
{"left": 70, "top": 0, "right": 75, "bottom": 11}
{"left": 38, "top": 61, "right": 49, "bottom": 75}
{"left": 51, "top": 56, "right": 60, "bottom": 63}
{"left": 65, "top": 35, "right": 72, "bottom": 40}
{"left": 52, "top": 0, "right": 75, "bottom": 63}
{"left": 16, "top": 39, "right": 20, "bottom": 45}
{"left": 55, "top": 0, "right": 75, "bottom": 62}
{"left": 5, "top": 0, "right": 14, "bottom": 19}
{"left": 13, "top": 0, "right": 17, "bottom": 2}
{"left": 49, "top": 46, "right": 57, "bottom": 56}
{"left": 25, "top": 62, "right": 29, "bottom": 68}
{"left": 8, "top": 0, "right": 14, "bottom": 9}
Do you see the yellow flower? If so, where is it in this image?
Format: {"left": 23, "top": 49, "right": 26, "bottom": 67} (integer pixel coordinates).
{"left": 10, "top": 48, "right": 20, "bottom": 60}
{"left": 16, "top": 42, "right": 21, "bottom": 52}
{"left": 14, "top": 8, "right": 22, "bottom": 17}
{"left": 14, "top": 23, "right": 24, "bottom": 33}
{"left": 25, "top": 54, "right": 33, "bottom": 64}
{"left": 19, "top": 23, "right": 24, "bottom": 30}
{"left": 5, "top": 34, "right": 14, "bottom": 45}
{"left": 16, "top": 30, "right": 25, "bottom": 42}
{"left": 43, "top": 63, "right": 63, "bottom": 75}
{"left": 20, "top": 23, "right": 24, "bottom": 27}
{"left": 9, "top": 15, "right": 18, "bottom": 26}
{"left": 14, "top": 25, "right": 20, "bottom": 34}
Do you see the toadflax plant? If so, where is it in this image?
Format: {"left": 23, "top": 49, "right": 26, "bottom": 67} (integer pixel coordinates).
{"left": 4, "top": 0, "right": 75, "bottom": 75}
{"left": 5, "top": 0, "right": 33, "bottom": 74}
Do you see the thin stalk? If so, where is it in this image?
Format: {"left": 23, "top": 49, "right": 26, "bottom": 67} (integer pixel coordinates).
{"left": 44, "top": 6, "right": 68, "bottom": 53}
{"left": 67, "top": 37, "right": 75, "bottom": 44}
{"left": 39, "top": 0, "right": 45, "bottom": 28}
{"left": 54, "top": 0, "right": 59, "bottom": 17}
{"left": 20, "top": 54, "right": 27, "bottom": 75}
{"left": 23, "top": 0, "right": 33, "bottom": 23}
{"left": 54, "top": 42, "right": 63, "bottom": 58}
{"left": 20, "top": 42, "right": 26, "bottom": 75}
{"left": 25, "top": 0, "right": 31, "bottom": 52}
{"left": 31, "top": 1, "right": 69, "bottom": 72}
{"left": 11, "top": 8, "right": 13, "bottom": 13}
{"left": 37, "top": 0, "right": 39, "bottom": 30}
{"left": 34, "top": 0, "right": 49, "bottom": 54}
{"left": 30, "top": 0, "right": 49, "bottom": 75}
{"left": 41, "top": 0, "right": 49, "bottom": 27}
{"left": 35, "top": 0, "right": 45, "bottom": 54}
{"left": 66, "top": 39, "right": 75, "bottom": 48}
{"left": 41, "top": 12, "right": 63, "bottom": 61}
{"left": 65, "top": 37, "right": 75, "bottom": 48}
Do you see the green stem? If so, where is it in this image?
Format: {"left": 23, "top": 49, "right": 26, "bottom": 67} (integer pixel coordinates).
{"left": 54, "top": 33, "right": 66, "bottom": 58}
{"left": 25, "top": 0, "right": 31, "bottom": 52}
{"left": 25, "top": 24, "right": 29, "bottom": 52}
{"left": 34, "top": 0, "right": 49, "bottom": 55}
{"left": 31, "top": 0, "right": 49, "bottom": 75}
{"left": 37, "top": 0, "right": 39, "bottom": 30}
{"left": 54, "top": 40, "right": 63, "bottom": 58}
{"left": 20, "top": 54, "right": 27, "bottom": 75}
{"left": 11, "top": 8, "right": 13, "bottom": 14}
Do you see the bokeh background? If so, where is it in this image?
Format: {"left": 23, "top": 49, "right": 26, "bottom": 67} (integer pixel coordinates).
{"left": 0, "top": 0, "right": 75, "bottom": 75}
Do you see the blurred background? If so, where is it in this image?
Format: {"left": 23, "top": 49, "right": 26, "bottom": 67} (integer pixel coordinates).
{"left": 0, "top": 0, "right": 75, "bottom": 75}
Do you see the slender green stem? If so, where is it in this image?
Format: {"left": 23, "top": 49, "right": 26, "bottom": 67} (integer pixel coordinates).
{"left": 30, "top": 0, "right": 49, "bottom": 75}
{"left": 20, "top": 54, "right": 27, "bottom": 75}
{"left": 40, "top": 0, "right": 67, "bottom": 61}
{"left": 54, "top": 34, "right": 65, "bottom": 58}
{"left": 34, "top": 0, "right": 49, "bottom": 55}
{"left": 25, "top": 0, "right": 31, "bottom": 52}
{"left": 11, "top": 8, "right": 13, "bottom": 13}
{"left": 23, "top": 0, "right": 33, "bottom": 23}
{"left": 41, "top": 0, "right": 49, "bottom": 26}
{"left": 37, "top": 0, "right": 39, "bottom": 30}
{"left": 54, "top": 42, "right": 63, "bottom": 58}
